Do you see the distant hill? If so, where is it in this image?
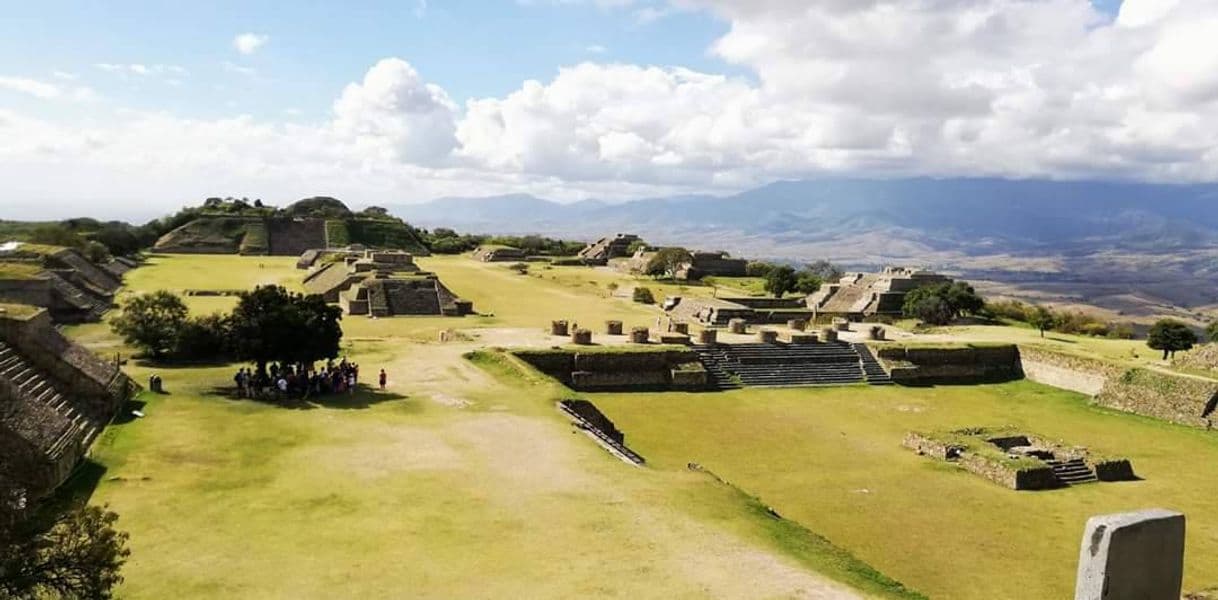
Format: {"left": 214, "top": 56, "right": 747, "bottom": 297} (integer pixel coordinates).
{"left": 154, "top": 197, "right": 429, "bottom": 256}
{"left": 394, "top": 178, "right": 1218, "bottom": 315}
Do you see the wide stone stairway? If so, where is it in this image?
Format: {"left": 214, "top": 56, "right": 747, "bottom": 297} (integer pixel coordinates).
{"left": 692, "top": 342, "right": 869, "bottom": 388}
{"left": 853, "top": 343, "right": 894, "bottom": 385}
{"left": 0, "top": 341, "right": 103, "bottom": 458}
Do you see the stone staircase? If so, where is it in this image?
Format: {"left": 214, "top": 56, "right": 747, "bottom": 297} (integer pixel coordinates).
{"left": 692, "top": 342, "right": 866, "bottom": 388}
{"left": 853, "top": 343, "right": 894, "bottom": 385}
{"left": 46, "top": 272, "right": 109, "bottom": 321}
{"left": 1047, "top": 458, "right": 1098, "bottom": 486}
{"left": 0, "top": 341, "right": 101, "bottom": 459}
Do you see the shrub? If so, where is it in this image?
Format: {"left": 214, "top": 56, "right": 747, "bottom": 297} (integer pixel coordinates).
{"left": 745, "top": 261, "right": 775, "bottom": 277}
{"left": 632, "top": 287, "right": 656, "bottom": 304}
{"left": 508, "top": 262, "right": 529, "bottom": 275}
{"left": 174, "top": 313, "right": 231, "bottom": 361}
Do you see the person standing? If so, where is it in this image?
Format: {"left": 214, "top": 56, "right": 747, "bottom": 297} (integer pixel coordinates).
{"left": 379, "top": 369, "right": 387, "bottom": 390}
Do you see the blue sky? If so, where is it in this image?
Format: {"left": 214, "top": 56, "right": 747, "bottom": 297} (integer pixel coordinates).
{"left": 0, "top": 0, "right": 733, "bottom": 122}
{"left": 13, "top": 0, "right": 1218, "bottom": 222}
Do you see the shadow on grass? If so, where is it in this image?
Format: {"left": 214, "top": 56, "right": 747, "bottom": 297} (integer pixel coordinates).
{"left": 111, "top": 397, "right": 148, "bottom": 425}
{"left": 205, "top": 384, "right": 410, "bottom": 410}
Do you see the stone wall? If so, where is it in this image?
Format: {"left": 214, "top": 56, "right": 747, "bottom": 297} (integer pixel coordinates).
{"left": 1017, "top": 346, "right": 1123, "bottom": 396}
{"left": 1095, "top": 369, "right": 1218, "bottom": 427}
{"left": 513, "top": 348, "right": 707, "bottom": 391}
{"left": 877, "top": 344, "right": 1022, "bottom": 384}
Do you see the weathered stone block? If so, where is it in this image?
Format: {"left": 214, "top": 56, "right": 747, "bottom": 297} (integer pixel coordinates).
{"left": 670, "top": 322, "right": 690, "bottom": 335}
{"left": 788, "top": 333, "right": 818, "bottom": 344}
{"left": 834, "top": 319, "right": 850, "bottom": 332}
{"left": 551, "top": 320, "right": 569, "bottom": 336}
{"left": 757, "top": 329, "right": 779, "bottom": 344}
{"left": 729, "top": 318, "right": 748, "bottom": 334}
{"left": 787, "top": 319, "right": 807, "bottom": 331}
{"left": 698, "top": 329, "right": 718, "bottom": 345}
{"left": 659, "top": 333, "right": 690, "bottom": 345}
{"left": 605, "top": 320, "right": 623, "bottom": 335}
{"left": 571, "top": 329, "right": 593, "bottom": 345}
{"left": 1075, "top": 509, "right": 1185, "bottom": 600}
{"left": 629, "top": 327, "right": 650, "bottom": 344}
{"left": 821, "top": 328, "right": 838, "bottom": 342}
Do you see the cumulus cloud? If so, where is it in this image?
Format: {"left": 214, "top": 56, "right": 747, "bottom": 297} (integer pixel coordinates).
{"left": 8, "top": 0, "right": 1218, "bottom": 218}
{"left": 233, "top": 33, "right": 268, "bottom": 55}
{"left": 0, "top": 76, "right": 96, "bottom": 101}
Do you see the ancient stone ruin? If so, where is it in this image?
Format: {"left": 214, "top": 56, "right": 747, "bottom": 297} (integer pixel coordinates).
{"left": 0, "top": 305, "right": 134, "bottom": 501}
{"left": 576, "top": 233, "right": 639, "bottom": 265}
{"left": 558, "top": 399, "right": 645, "bottom": 465}
{"left": 302, "top": 250, "right": 472, "bottom": 317}
{"left": 619, "top": 248, "right": 746, "bottom": 280}
{"left": 296, "top": 245, "right": 367, "bottom": 269}
{"left": 808, "top": 266, "right": 951, "bottom": 321}
{"left": 473, "top": 245, "right": 527, "bottom": 262}
{"left": 513, "top": 347, "right": 708, "bottom": 391}
{"left": 665, "top": 295, "right": 814, "bottom": 327}
{"left": 1075, "top": 509, "right": 1185, "bottom": 600}
{"left": 692, "top": 340, "right": 892, "bottom": 389}
{"left": 0, "top": 243, "right": 129, "bottom": 323}
{"left": 904, "top": 427, "right": 1137, "bottom": 490}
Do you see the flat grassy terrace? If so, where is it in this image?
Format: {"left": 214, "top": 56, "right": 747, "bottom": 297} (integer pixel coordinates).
{"left": 593, "top": 382, "right": 1218, "bottom": 599}
{"left": 71, "top": 253, "right": 916, "bottom": 599}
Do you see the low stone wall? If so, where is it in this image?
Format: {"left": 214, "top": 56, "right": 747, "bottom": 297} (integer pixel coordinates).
{"left": 878, "top": 344, "right": 1022, "bottom": 384}
{"left": 1093, "top": 458, "right": 1137, "bottom": 482}
{"left": 1017, "top": 346, "right": 1122, "bottom": 396}
{"left": 1095, "top": 369, "right": 1218, "bottom": 427}
{"left": 514, "top": 348, "right": 707, "bottom": 391}
{"left": 903, "top": 431, "right": 1057, "bottom": 490}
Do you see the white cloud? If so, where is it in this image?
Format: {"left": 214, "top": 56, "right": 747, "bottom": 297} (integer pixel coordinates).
{"left": 0, "top": 76, "right": 97, "bottom": 101}
{"left": 222, "top": 62, "right": 257, "bottom": 77}
{"left": 8, "top": 0, "right": 1218, "bottom": 218}
{"left": 233, "top": 33, "right": 269, "bottom": 55}
{"left": 585, "top": 44, "right": 608, "bottom": 54}
{"left": 94, "top": 63, "right": 187, "bottom": 78}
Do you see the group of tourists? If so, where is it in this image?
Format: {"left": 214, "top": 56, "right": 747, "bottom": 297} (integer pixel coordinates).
{"left": 233, "top": 359, "right": 388, "bottom": 400}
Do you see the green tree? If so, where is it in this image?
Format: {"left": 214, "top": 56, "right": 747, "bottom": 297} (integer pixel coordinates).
{"left": 764, "top": 265, "right": 798, "bottom": 298}
{"left": 632, "top": 287, "right": 656, "bottom": 304}
{"left": 644, "top": 247, "right": 693, "bottom": 279}
{"left": 1147, "top": 319, "right": 1197, "bottom": 360}
{"left": 793, "top": 271, "right": 823, "bottom": 295}
{"left": 1207, "top": 321, "right": 1218, "bottom": 343}
{"left": 945, "top": 281, "right": 985, "bottom": 317}
{"left": 28, "top": 224, "right": 85, "bottom": 249}
{"left": 0, "top": 505, "right": 130, "bottom": 600}
{"left": 174, "top": 313, "right": 231, "bottom": 360}
{"left": 227, "top": 286, "right": 343, "bottom": 374}
{"left": 110, "top": 291, "right": 189, "bottom": 358}
{"left": 1026, "top": 306, "right": 1057, "bottom": 338}
{"left": 905, "top": 294, "right": 955, "bottom": 326}
{"left": 745, "top": 261, "right": 775, "bottom": 278}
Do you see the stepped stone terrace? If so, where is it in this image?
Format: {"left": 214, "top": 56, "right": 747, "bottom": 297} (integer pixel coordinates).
{"left": 473, "top": 245, "right": 527, "bottom": 262}
{"left": 808, "top": 266, "right": 951, "bottom": 321}
{"left": 0, "top": 304, "right": 134, "bottom": 502}
{"left": 0, "top": 243, "right": 128, "bottom": 323}
{"left": 664, "top": 295, "right": 814, "bottom": 326}
{"left": 301, "top": 249, "right": 472, "bottom": 317}
{"left": 577, "top": 233, "right": 639, "bottom": 265}
{"left": 903, "top": 427, "right": 1137, "bottom": 491}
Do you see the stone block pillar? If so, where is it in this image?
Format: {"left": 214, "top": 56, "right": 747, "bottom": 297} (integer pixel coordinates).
{"left": 729, "top": 319, "right": 748, "bottom": 334}
{"left": 822, "top": 328, "right": 838, "bottom": 342}
{"left": 670, "top": 321, "right": 690, "bottom": 335}
{"left": 606, "top": 320, "right": 623, "bottom": 335}
{"left": 571, "top": 329, "right": 593, "bottom": 345}
{"left": 1075, "top": 509, "right": 1185, "bottom": 600}
{"left": 787, "top": 319, "right": 807, "bottom": 331}
{"left": 757, "top": 329, "right": 779, "bottom": 344}
{"left": 551, "top": 320, "right": 569, "bottom": 336}
{"left": 698, "top": 329, "right": 718, "bottom": 345}
{"left": 629, "top": 327, "right": 650, "bottom": 344}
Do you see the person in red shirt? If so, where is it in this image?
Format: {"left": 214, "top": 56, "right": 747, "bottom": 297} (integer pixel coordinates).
{"left": 378, "top": 369, "right": 387, "bottom": 390}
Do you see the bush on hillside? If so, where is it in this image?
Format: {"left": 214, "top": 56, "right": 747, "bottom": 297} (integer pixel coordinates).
{"left": 632, "top": 287, "right": 656, "bottom": 304}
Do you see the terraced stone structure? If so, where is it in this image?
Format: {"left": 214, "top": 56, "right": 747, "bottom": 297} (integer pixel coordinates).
{"left": 473, "top": 245, "right": 526, "bottom": 262}
{"left": 577, "top": 233, "right": 639, "bottom": 265}
{"left": 903, "top": 427, "right": 1137, "bottom": 490}
{"left": 808, "top": 266, "right": 951, "bottom": 321}
{"left": 340, "top": 274, "right": 472, "bottom": 317}
{"left": 0, "top": 304, "right": 133, "bottom": 500}
{"left": 0, "top": 244, "right": 126, "bottom": 323}
{"left": 665, "top": 295, "right": 814, "bottom": 326}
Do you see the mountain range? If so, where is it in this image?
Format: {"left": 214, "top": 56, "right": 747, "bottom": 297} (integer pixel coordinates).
{"left": 394, "top": 178, "right": 1218, "bottom": 318}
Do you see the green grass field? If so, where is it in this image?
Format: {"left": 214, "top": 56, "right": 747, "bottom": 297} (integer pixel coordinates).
{"left": 76, "top": 254, "right": 919, "bottom": 599}
{"left": 592, "top": 383, "right": 1218, "bottom": 599}
{"left": 66, "top": 253, "right": 1218, "bottom": 598}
